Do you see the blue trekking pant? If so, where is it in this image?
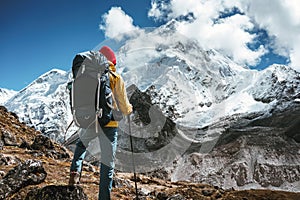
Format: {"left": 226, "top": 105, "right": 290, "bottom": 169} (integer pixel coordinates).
{"left": 70, "top": 126, "right": 118, "bottom": 200}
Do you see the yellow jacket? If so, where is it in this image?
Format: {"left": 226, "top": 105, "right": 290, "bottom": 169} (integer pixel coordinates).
{"left": 105, "top": 62, "right": 132, "bottom": 127}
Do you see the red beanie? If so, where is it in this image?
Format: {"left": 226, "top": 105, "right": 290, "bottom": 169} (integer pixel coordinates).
{"left": 99, "top": 46, "right": 116, "bottom": 65}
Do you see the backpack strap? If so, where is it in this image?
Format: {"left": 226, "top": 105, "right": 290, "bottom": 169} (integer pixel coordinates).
{"left": 109, "top": 70, "right": 117, "bottom": 77}
{"left": 108, "top": 70, "right": 118, "bottom": 91}
{"left": 108, "top": 70, "right": 120, "bottom": 110}
{"left": 95, "top": 72, "right": 102, "bottom": 133}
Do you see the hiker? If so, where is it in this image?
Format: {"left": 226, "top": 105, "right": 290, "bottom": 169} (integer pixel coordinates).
{"left": 68, "top": 46, "right": 133, "bottom": 200}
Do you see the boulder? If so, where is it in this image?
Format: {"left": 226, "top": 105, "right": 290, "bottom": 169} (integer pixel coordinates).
{"left": 25, "top": 185, "right": 88, "bottom": 200}
{"left": 0, "top": 159, "right": 46, "bottom": 199}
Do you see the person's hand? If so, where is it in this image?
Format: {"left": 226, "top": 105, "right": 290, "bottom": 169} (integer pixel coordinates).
{"left": 128, "top": 105, "right": 133, "bottom": 114}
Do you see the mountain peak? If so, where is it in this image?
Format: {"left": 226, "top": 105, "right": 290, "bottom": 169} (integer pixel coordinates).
{"left": 0, "top": 88, "right": 17, "bottom": 105}
{"left": 34, "top": 68, "right": 68, "bottom": 83}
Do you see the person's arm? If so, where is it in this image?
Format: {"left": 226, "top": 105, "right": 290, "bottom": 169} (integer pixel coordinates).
{"left": 114, "top": 75, "right": 132, "bottom": 115}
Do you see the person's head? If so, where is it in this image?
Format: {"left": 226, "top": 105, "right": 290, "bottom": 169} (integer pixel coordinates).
{"left": 99, "top": 46, "right": 116, "bottom": 66}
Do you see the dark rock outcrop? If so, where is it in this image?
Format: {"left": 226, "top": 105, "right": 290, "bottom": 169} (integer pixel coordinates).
{"left": 0, "top": 160, "right": 47, "bottom": 200}
{"left": 1, "top": 129, "right": 18, "bottom": 146}
{"left": 25, "top": 185, "right": 88, "bottom": 200}
{"left": 30, "top": 134, "right": 70, "bottom": 159}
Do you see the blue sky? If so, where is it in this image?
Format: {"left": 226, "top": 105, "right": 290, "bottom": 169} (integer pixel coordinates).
{"left": 1, "top": 0, "right": 299, "bottom": 91}
{"left": 0, "top": 0, "right": 158, "bottom": 90}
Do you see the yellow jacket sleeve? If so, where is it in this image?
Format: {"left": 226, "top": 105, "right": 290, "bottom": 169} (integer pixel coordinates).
{"left": 108, "top": 63, "right": 132, "bottom": 115}
{"left": 113, "top": 75, "right": 133, "bottom": 115}
{"left": 104, "top": 63, "right": 132, "bottom": 127}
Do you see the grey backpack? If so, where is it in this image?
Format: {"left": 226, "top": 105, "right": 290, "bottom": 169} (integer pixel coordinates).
{"left": 69, "top": 51, "right": 113, "bottom": 130}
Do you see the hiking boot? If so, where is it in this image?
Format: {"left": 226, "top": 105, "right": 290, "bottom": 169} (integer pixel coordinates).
{"left": 69, "top": 171, "right": 81, "bottom": 185}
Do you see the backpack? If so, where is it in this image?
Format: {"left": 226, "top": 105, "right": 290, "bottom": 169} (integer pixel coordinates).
{"left": 68, "top": 50, "right": 114, "bottom": 130}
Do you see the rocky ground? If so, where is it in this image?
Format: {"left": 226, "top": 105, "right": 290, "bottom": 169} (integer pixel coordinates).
{"left": 1, "top": 105, "right": 300, "bottom": 200}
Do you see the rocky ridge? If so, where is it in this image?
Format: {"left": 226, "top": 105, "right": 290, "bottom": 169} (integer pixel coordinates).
{"left": 121, "top": 86, "right": 300, "bottom": 193}
{"left": 1, "top": 106, "right": 300, "bottom": 199}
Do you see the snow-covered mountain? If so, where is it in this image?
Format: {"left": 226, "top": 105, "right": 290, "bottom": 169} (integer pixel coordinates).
{"left": 3, "top": 25, "right": 300, "bottom": 192}
{"left": 4, "top": 27, "right": 300, "bottom": 142}
{"left": 0, "top": 88, "right": 17, "bottom": 105}
{"left": 4, "top": 69, "right": 73, "bottom": 142}
{"left": 117, "top": 27, "right": 300, "bottom": 130}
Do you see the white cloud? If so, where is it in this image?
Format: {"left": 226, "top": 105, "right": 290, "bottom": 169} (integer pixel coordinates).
{"left": 148, "top": 1, "right": 166, "bottom": 20}
{"left": 242, "top": 0, "right": 300, "bottom": 70}
{"left": 148, "top": 0, "right": 267, "bottom": 67}
{"left": 99, "top": 7, "right": 140, "bottom": 40}
{"left": 100, "top": 1, "right": 300, "bottom": 70}
{"left": 149, "top": 0, "right": 300, "bottom": 70}
{"left": 171, "top": 0, "right": 222, "bottom": 20}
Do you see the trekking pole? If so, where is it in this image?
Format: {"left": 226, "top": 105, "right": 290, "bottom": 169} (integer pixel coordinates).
{"left": 63, "top": 120, "right": 74, "bottom": 142}
{"left": 128, "top": 115, "right": 139, "bottom": 200}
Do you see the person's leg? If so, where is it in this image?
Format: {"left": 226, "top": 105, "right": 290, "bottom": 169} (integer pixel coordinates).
{"left": 70, "top": 139, "right": 87, "bottom": 173}
{"left": 69, "top": 139, "right": 86, "bottom": 185}
{"left": 98, "top": 127, "right": 118, "bottom": 200}
{"left": 69, "top": 127, "right": 99, "bottom": 185}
